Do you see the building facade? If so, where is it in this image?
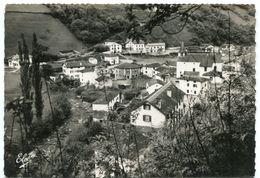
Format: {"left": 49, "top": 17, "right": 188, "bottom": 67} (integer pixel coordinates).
{"left": 104, "top": 42, "right": 122, "bottom": 53}
{"left": 114, "top": 63, "right": 142, "bottom": 80}
{"left": 145, "top": 43, "right": 166, "bottom": 53}
{"left": 176, "top": 55, "right": 223, "bottom": 78}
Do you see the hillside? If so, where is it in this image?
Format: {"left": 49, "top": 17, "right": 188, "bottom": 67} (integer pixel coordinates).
{"left": 47, "top": 4, "right": 255, "bottom": 47}
{"left": 5, "top": 4, "right": 85, "bottom": 57}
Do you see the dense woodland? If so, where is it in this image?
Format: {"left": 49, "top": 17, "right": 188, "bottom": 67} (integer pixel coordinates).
{"left": 46, "top": 4, "right": 255, "bottom": 46}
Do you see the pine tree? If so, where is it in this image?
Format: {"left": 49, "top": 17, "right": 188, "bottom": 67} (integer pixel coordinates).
{"left": 31, "top": 33, "right": 44, "bottom": 121}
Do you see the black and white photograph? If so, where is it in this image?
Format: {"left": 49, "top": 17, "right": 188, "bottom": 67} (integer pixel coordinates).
{"left": 3, "top": 3, "right": 256, "bottom": 177}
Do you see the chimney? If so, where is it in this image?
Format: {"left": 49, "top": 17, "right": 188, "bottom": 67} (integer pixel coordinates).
{"left": 156, "top": 98, "right": 162, "bottom": 109}
{"left": 167, "top": 90, "right": 172, "bottom": 97}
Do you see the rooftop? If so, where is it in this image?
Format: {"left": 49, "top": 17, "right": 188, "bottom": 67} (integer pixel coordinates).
{"left": 93, "top": 90, "right": 120, "bottom": 104}
{"left": 202, "top": 70, "right": 223, "bottom": 77}
{"left": 145, "top": 82, "right": 185, "bottom": 115}
{"left": 64, "top": 61, "right": 95, "bottom": 68}
{"left": 178, "top": 76, "right": 210, "bottom": 82}
{"left": 95, "top": 76, "right": 111, "bottom": 82}
{"left": 146, "top": 43, "right": 165, "bottom": 46}
{"left": 115, "top": 63, "right": 142, "bottom": 69}
{"left": 183, "top": 71, "right": 200, "bottom": 76}
{"left": 178, "top": 54, "right": 223, "bottom": 67}
{"left": 146, "top": 63, "right": 161, "bottom": 68}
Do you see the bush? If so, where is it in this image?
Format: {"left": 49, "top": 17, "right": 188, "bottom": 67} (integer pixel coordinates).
{"left": 75, "top": 86, "right": 85, "bottom": 96}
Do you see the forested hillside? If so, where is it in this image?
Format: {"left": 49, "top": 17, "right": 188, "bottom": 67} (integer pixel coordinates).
{"left": 47, "top": 4, "right": 255, "bottom": 47}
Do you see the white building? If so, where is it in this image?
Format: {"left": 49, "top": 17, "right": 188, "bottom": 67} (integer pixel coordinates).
{"left": 62, "top": 61, "right": 98, "bottom": 85}
{"left": 175, "top": 76, "right": 210, "bottom": 95}
{"left": 104, "top": 42, "right": 122, "bottom": 53}
{"left": 142, "top": 63, "right": 161, "bottom": 77}
{"left": 92, "top": 92, "right": 122, "bottom": 112}
{"left": 8, "top": 54, "right": 32, "bottom": 69}
{"left": 125, "top": 39, "right": 146, "bottom": 53}
{"left": 103, "top": 54, "right": 120, "bottom": 65}
{"left": 131, "top": 81, "right": 186, "bottom": 128}
{"left": 176, "top": 54, "right": 223, "bottom": 78}
{"left": 145, "top": 43, "right": 166, "bottom": 54}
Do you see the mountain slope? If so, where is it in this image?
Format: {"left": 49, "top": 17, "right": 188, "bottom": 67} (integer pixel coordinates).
{"left": 5, "top": 4, "right": 85, "bottom": 57}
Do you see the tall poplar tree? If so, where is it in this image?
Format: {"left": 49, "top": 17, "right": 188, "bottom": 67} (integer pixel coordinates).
{"left": 31, "top": 33, "right": 44, "bottom": 121}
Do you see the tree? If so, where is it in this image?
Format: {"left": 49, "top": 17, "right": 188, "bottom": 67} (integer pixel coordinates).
{"left": 125, "top": 4, "right": 201, "bottom": 41}
{"left": 31, "top": 33, "right": 44, "bottom": 121}
{"left": 19, "top": 34, "right": 33, "bottom": 138}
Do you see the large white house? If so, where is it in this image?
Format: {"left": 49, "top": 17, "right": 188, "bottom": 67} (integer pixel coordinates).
{"left": 62, "top": 61, "right": 98, "bottom": 85}
{"left": 125, "top": 39, "right": 146, "bottom": 54}
{"left": 176, "top": 54, "right": 223, "bottom": 78}
{"left": 145, "top": 43, "right": 166, "bottom": 53}
{"left": 175, "top": 75, "right": 210, "bottom": 95}
{"left": 104, "top": 42, "right": 122, "bottom": 53}
{"left": 131, "top": 81, "right": 186, "bottom": 128}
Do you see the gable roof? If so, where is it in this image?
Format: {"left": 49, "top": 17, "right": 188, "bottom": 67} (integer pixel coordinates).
{"left": 146, "top": 79, "right": 165, "bottom": 87}
{"left": 202, "top": 70, "right": 223, "bottom": 77}
{"left": 178, "top": 54, "right": 223, "bottom": 67}
{"left": 115, "top": 63, "right": 142, "bottom": 69}
{"left": 93, "top": 90, "right": 120, "bottom": 104}
{"left": 145, "top": 82, "right": 185, "bottom": 115}
{"left": 64, "top": 60, "right": 95, "bottom": 68}
{"left": 183, "top": 71, "right": 200, "bottom": 76}
{"left": 146, "top": 63, "right": 161, "bottom": 68}
{"left": 178, "top": 76, "right": 210, "bottom": 82}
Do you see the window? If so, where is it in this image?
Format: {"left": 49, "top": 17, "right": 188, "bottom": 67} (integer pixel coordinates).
{"left": 204, "top": 67, "right": 207, "bottom": 72}
{"left": 187, "top": 90, "right": 189, "bottom": 93}
{"left": 143, "top": 104, "right": 151, "bottom": 110}
{"left": 143, "top": 115, "right": 152, "bottom": 122}
{"left": 194, "top": 91, "right": 197, "bottom": 94}
{"left": 187, "top": 83, "right": 189, "bottom": 87}
{"left": 214, "top": 66, "right": 217, "bottom": 71}
{"left": 193, "top": 84, "right": 197, "bottom": 88}
{"left": 193, "top": 68, "right": 196, "bottom": 72}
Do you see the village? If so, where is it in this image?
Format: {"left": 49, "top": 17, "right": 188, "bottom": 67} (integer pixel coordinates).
{"left": 7, "top": 39, "right": 250, "bottom": 129}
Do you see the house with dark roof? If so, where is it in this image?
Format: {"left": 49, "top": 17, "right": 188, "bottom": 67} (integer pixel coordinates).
{"left": 130, "top": 81, "right": 186, "bottom": 128}
{"left": 92, "top": 90, "right": 123, "bottom": 122}
{"left": 176, "top": 54, "right": 223, "bottom": 78}
{"left": 95, "top": 76, "right": 113, "bottom": 89}
{"left": 114, "top": 63, "right": 142, "bottom": 80}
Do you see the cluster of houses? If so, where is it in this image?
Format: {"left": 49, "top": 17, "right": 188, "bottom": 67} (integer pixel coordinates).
{"left": 105, "top": 39, "right": 166, "bottom": 55}
{"left": 6, "top": 39, "right": 245, "bottom": 129}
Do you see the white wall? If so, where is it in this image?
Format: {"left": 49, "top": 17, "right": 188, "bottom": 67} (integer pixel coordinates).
{"left": 92, "top": 104, "right": 109, "bottom": 112}
{"left": 176, "top": 61, "right": 223, "bottom": 78}
{"left": 176, "top": 79, "right": 208, "bottom": 95}
{"left": 131, "top": 103, "right": 166, "bottom": 128}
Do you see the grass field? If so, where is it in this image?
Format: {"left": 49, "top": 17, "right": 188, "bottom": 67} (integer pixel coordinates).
{"left": 5, "top": 5, "right": 85, "bottom": 57}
